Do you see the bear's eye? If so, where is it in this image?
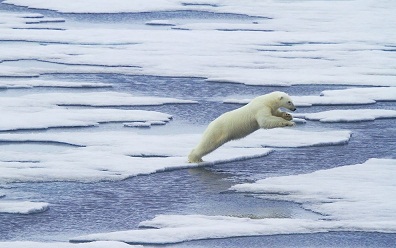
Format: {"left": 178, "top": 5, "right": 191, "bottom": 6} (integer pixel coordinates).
{"left": 288, "top": 101, "right": 291, "bottom": 104}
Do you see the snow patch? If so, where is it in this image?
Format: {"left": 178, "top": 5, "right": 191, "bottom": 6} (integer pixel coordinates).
{"left": 0, "top": 200, "right": 49, "bottom": 214}
{"left": 0, "top": 92, "right": 198, "bottom": 131}
{"left": 321, "top": 87, "right": 396, "bottom": 102}
{"left": 3, "top": 92, "right": 197, "bottom": 107}
{"left": 1, "top": 1, "right": 396, "bottom": 85}
{"left": 0, "top": 128, "right": 350, "bottom": 183}
{"left": 0, "top": 108, "right": 172, "bottom": 131}
{"left": 232, "top": 158, "right": 396, "bottom": 232}
{"left": 229, "top": 129, "right": 351, "bottom": 148}
{"left": 0, "top": 79, "right": 112, "bottom": 89}
{"left": 124, "top": 121, "right": 167, "bottom": 128}
{"left": 0, "top": 131, "right": 271, "bottom": 183}
{"left": 71, "top": 215, "right": 327, "bottom": 244}
{"left": 295, "top": 109, "right": 396, "bottom": 122}
{"left": 224, "top": 87, "right": 396, "bottom": 110}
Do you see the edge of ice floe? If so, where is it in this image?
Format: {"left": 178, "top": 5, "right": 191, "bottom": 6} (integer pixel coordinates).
{"left": 0, "top": 128, "right": 351, "bottom": 183}
{"left": 70, "top": 158, "right": 396, "bottom": 245}
{"left": 0, "top": 80, "right": 113, "bottom": 89}
{"left": 294, "top": 109, "right": 396, "bottom": 123}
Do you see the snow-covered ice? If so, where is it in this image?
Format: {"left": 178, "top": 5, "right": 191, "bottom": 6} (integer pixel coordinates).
{"left": 321, "top": 87, "right": 396, "bottom": 102}
{"left": 145, "top": 20, "right": 176, "bottom": 27}
{"left": 224, "top": 87, "right": 396, "bottom": 106}
{"left": 0, "top": 200, "right": 49, "bottom": 214}
{"left": 232, "top": 158, "right": 396, "bottom": 231}
{"left": 0, "top": 91, "right": 196, "bottom": 107}
{"left": 227, "top": 129, "right": 351, "bottom": 148}
{"left": 224, "top": 95, "right": 375, "bottom": 106}
{"left": 0, "top": 128, "right": 350, "bottom": 183}
{"left": 72, "top": 158, "right": 396, "bottom": 244}
{"left": 124, "top": 121, "right": 166, "bottom": 128}
{"left": 0, "top": 92, "right": 198, "bottom": 131}
{"left": 3, "top": 0, "right": 186, "bottom": 13}
{"left": 71, "top": 215, "right": 328, "bottom": 245}
{"left": 295, "top": 109, "right": 396, "bottom": 122}
{"left": 1, "top": 1, "right": 395, "bottom": 86}
{"left": 0, "top": 241, "right": 141, "bottom": 248}
{"left": 0, "top": 79, "right": 112, "bottom": 89}
{"left": 0, "top": 108, "right": 172, "bottom": 131}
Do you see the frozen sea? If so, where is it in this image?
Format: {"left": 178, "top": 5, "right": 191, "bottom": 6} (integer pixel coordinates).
{"left": 0, "top": 0, "right": 396, "bottom": 247}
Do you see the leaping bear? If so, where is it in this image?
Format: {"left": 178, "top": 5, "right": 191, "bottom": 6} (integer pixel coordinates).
{"left": 188, "top": 91, "right": 296, "bottom": 163}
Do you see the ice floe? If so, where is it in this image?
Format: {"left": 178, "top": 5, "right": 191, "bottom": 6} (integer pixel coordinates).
{"left": 175, "top": 22, "right": 275, "bottom": 32}
{"left": 224, "top": 87, "right": 396, "bottom": 106}
{"left": 227, "top": 129, "right": 351, "bottom": 148}
{"left": 71, "top": 158, "right": 396, "bottom": 244}
{"left": 1, "top": 1, "right": 395, "bottom": 86}
{"left": 0, "top": 128, "right": 350, "bottom": 183}
{"left": 223, "top": 87, "right": 396, "bottom": 107}
{"left": 0, "top": 79, "right": 112, "bottom": 89}
{"left": 145, "top": 20, "right": 176, "bottom": 27}
{"left": 0, "top": 132, "right": 270, "bottom": 183}
{"left": 3, "top": 0, "right": 186, "bottom": 13}
{"left": 224, "top": 95, "right": 375, "bottom": 107}
{"left": 0, "top": 92, "right": 198, "bottom": 131}
{"left": 0, "top": 200, "right": 49, "bottom": 214}
{"left": 232, "top": 158, "right": 396, "bottom": 232}
{"left": 0, "top": 241, "right": 141, "bottom": 248}
{"left": 1, "top": 92, "right": 196, "bottom": 107}
{"left": 295, "top": 109, "right": 396, "bottom": 122}
{"left": 124, "top": 121, "right": 167, "bottom": 128}
{"left": 321, "top": 87, "right": 396, "bottom": 102}
{"left": 71, "top": 215, "right": 328, "bottom": 245}
{"left": 0, "top": 108, "right": 172, "bottom": 131}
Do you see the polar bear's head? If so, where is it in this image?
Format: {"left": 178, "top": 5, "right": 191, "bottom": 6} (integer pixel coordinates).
{"left": 275, "top": 91, "right": 296, "bottom": 111}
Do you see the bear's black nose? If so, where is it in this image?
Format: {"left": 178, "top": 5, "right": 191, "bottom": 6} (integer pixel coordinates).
{"left": 292, "top": 108, "right": 296, "bottom": 111}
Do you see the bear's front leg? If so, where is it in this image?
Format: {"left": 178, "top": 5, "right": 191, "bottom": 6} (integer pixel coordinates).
{"left": 281, "top": 120, "right": 295, "bottom": 127}
{"left": 281, "top": 112, "right": 293, "bottom": 121}
{"left": 257, "top": 115, "right": 295, "bottom": 129}
{"left": 274, "top": 110, "right": 293, "bottom": 121}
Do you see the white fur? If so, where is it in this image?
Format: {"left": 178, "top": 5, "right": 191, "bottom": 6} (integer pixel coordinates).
{"left": 188, "top": 91, "right": 296, "bottom": 163}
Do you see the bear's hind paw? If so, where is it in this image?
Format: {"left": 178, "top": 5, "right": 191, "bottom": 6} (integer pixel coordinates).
{"left": 188, "top": 153, "right": 204, "bottom": 163}
{"left": 188, "top": 158, "right": 203, "bottom": 163}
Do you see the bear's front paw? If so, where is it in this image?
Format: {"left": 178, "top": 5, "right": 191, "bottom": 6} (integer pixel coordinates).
{"left": 283, "top": 121, "right": 295, "bottom": 127}
{"left": 282, "top": 113, "right": 293, "bottom": 121}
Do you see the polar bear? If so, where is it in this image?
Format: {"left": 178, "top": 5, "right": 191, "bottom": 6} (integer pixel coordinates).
{"left": 188, "top": 91, "right": 296, "bottom": 163}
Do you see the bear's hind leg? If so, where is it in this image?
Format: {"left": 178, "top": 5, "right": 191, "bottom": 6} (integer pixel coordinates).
{"left": 188, "top": 131, "right": 228, "bottom": 163}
